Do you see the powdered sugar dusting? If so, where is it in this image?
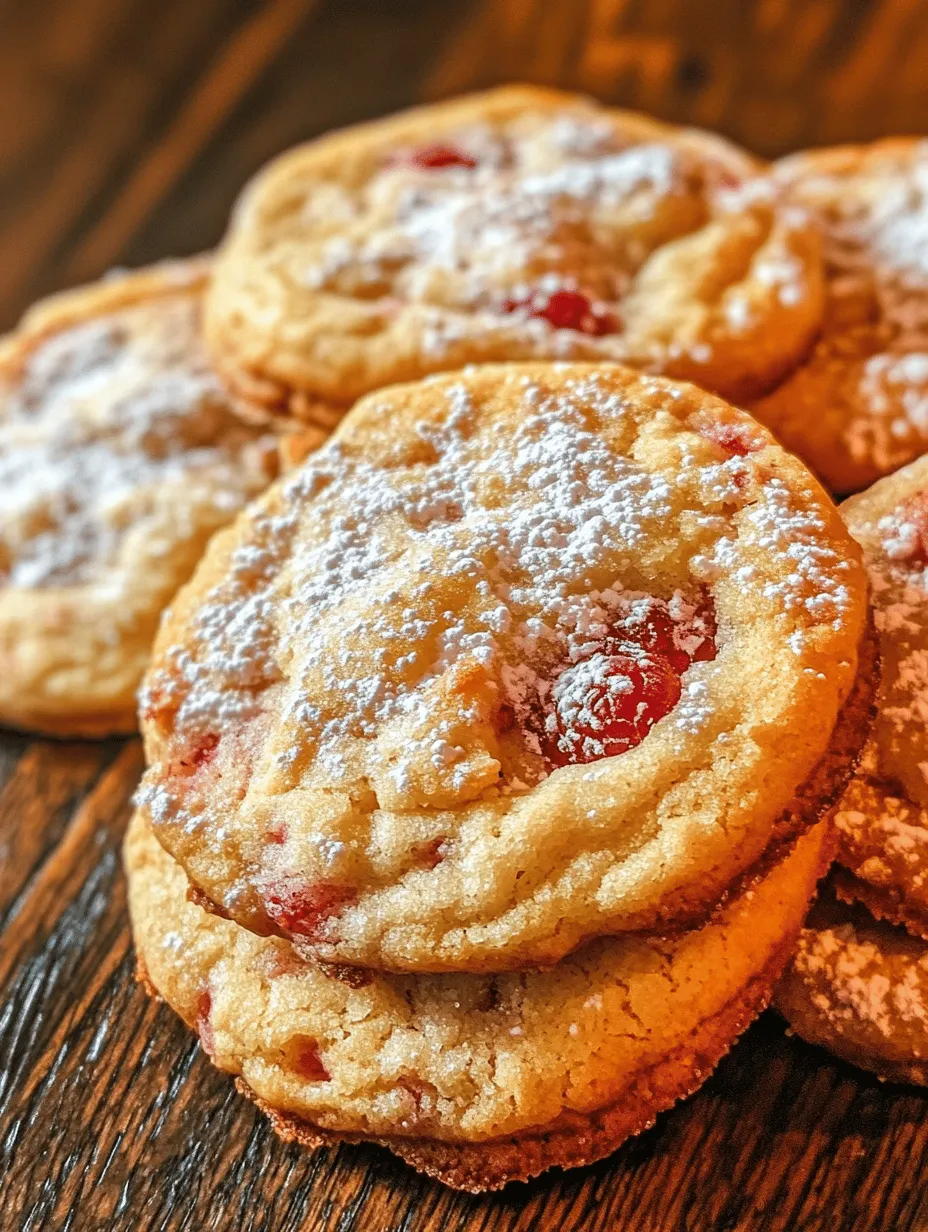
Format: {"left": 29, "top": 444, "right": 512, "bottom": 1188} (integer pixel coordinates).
{"left": 754, "top": 477, "right": 856, "bottom": 624}
{"left": 142, "top": 378, "right": 684, "bottom": 765}
{"left": 138, "top": 368, "right": 861, "bottom": 850}
{"left": 302, "top": 121, "right": 703, "bottom": 315}
{"left": 794, "top": 918, "right": 928, "bottom": 1039}
{"left": 281, "top": 99, "right": 791, "bottom": 380}
{"left": 849, "top": 490, "right": 928, "bottom": 804}
{"left": 790, "top": 142, "right": 928, "bottom": 347}
{"left": 0, "top": 291, "right": 276, "bottom": 592}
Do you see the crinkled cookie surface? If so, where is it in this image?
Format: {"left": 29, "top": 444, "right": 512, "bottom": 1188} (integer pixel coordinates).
{"left": 206, "top": 85, "right": 822, "bottom": 428}
{"left": 0, "top": 261, "right": 279, "bottom": 736}
{"left": 752, "top": 140, "right": 928, "bottom": 494}
{"left": 128, "top": 811, "right": 830, "bottom": 1147}
{"left": 137, "top": 363, "right": 867, "bottom": 973}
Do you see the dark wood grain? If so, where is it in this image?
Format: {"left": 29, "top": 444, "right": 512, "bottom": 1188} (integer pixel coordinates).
{"left": 426, "top": 0, "right": 928, "bottom": 158}
{"left": 3, "top": 746, "right": 928, "bottom": 1232}
{"left": 2, "top": 1, "right": 928, "bottom": 1229}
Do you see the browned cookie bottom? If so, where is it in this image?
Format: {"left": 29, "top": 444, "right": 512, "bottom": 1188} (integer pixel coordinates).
{"left": 239, "top": 931, "right": 804, "bottom": 1192}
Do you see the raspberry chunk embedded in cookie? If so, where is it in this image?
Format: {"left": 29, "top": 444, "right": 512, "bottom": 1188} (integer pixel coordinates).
{"left": 169, "top": 732, "right": 220, "bottom": 777}
{"left": 545, "top": 593, "right": 717, "bottom": 765}
{"left": 284, "top": 1035, "right": 330, "bottom": 1081}
{"left": 691, "top": 412, "right": 765, "bottom": 458}
{"left": 549, "top": 649, "right": 681, "bottom": 764}
{"left": 195, "top": 987, "right": 215, "bottom": 1055}
{"left": 503, "top": 288, "right": 619, "bottom": 336}
{"left": 261, "top": 876, "right": 357, "bottom": 942}
{"left": 411, "top": 836, "right": 453, "bottom": 869}
{"left": 619, "top": 593, "right": 717, "bottom": 675}
{"left": 397, "top": 142, "right": 477, "bottom": 170}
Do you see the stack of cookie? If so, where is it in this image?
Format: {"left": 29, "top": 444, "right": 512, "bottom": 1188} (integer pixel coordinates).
{"left": 776, "top": 456, "right": 928, "bottom": 1082}
{"left": 129, "top": 359, "right": 873, "bottom": 1190}
{"left": 746, "top": 135, "right": 928, "bottom": 1084}
{"left": 2, "top": 85, "right": 928, "bottom": 1188}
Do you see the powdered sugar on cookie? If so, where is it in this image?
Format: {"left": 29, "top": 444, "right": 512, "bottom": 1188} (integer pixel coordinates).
{"left": 794, "top": 921, "right": 928, "bottom": 1037}
{"left": 753, "top": 141, "right": 928, "bottom": 492}
{"left": 137, "top": 364, "right": 866, "bottom": 971}
{"left": 209, "top": 88, "right": 822, "bottom": 419}
{"left": 0, "top": 293, "right": 275, "bottom": 591}
{"left": 141, "top": 371, "right": 855, "bottom": 805}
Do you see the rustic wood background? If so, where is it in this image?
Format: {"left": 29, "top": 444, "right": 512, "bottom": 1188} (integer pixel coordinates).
{"left": 2, "top": 1, "right": 928, "bottom": 1229}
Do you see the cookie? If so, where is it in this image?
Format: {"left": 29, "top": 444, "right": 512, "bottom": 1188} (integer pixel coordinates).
{"left": 824, "top": 455, "right": 928, "bottom": 939}
{"left": 0, "top": 260, "right": 287, "bottom": 738}
{"left": 127, "top": 810, "right": 832, "bottom": 1191}
{"left": 205, "top": 85, "right": 823, "bottom": 430}
{"left": 751, "top": 140, "right": 928, "bottom": 494}
{"left": 775, "top": 880, "right": 928, "bottom": 1085}
{"left": 136, "top": 363, "right": 869, "bottom": 974}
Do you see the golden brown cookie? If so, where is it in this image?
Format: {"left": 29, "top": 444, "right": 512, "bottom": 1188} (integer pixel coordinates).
{"left": 136, "top": 363, "right": 868, "bottom": 974}
{"left": 751, "top": 140, "right": 928, "bottom": 494}
{"left": 128, "top": 811, "right": 832, "bottom": 1191}
{"left": 0, "top": 261, "right": 284, "bottom": 738}
{"left": 824, "top": 456, "right": 928, "bottom": 937}
{"left": 775, "top": 880, "right": 928, "bottom": 1085}
{"left": 205, "top": 86, "right": 823, "bottom": 430}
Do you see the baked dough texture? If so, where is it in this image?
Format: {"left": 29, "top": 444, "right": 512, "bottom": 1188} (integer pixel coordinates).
{"left": 776, "top": 458, "right": 928, "bottom": 1083}
{"left": 137, "top": 363, "right": 868, "bottom": 973}
{"left": 775, "top": 881, "right": 928, "bottom": 1086}
{"left": 752, "top": 140, "right": 928, "bottom": 494}
{"left": 127, "top": 811, "right": 831, "bottom": 1189}
{"left": 0, "top": 260, "right": 280, "bottom": 737}
{"left": 826, "top": 456, "right": 928, "bottom": 938}
{"left": 205, "top": 86, "right": 823, "bottom": 428}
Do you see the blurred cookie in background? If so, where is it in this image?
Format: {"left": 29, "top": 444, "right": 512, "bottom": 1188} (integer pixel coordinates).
{"left": 752, "top": 140, "right": 928, "bottom": 495}
{"left": 205, "top": 85, "right": 823, "bottom": 430}
{"left": 0, "top": 260, "right": 288, "bottom": 737}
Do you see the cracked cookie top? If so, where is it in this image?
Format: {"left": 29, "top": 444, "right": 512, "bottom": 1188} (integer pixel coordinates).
{"left": 128, "top": 811, "right": 829, "bottom": 1145}
{"left": 137, "top": 363, "right": 866, "bottom": 972}
{"left": 0, "top": 261, "right": 279, "bottom": 736}
{"left": 205, "top": 86, "right": 822, "bottom": 428}
{"left": 752, "top": 140, "right": 928, "bottom": 494}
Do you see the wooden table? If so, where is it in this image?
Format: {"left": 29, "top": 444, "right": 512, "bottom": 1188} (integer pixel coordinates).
{"left": 2, "top": 2, "right": 928, "bottom": 1228}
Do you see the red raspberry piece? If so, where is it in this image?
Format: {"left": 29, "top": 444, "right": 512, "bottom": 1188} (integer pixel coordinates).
{"left": 709, "top": 165, "right": 744, "bottom": 193}
{"left": 504, "top": 289, "right": 619, "bottom": 336}
{"left": 262, "top": 876, "right": 357, "bottom": 941}
{"left": 621, "top": 597, "right": 717, "bottom": 675}
{"left": 900, "top": 491, "right": 928, "bottom": 561}
{"left": 399, "top": 142, "right": 477, "bottom": 170}
{"left": 170, "top": 732, "right": 219, "bottom": 778}
{"left": 398, "top": 1076, "right": 437, "bottom": 1119}
{"left": 693, "top": 414, "right": 765, "bottom": 458}
{"left": 196, "top": 988, "right": 215, "bottom": 1056}
{"left": 549, "top": 649, "right": 682, "bottom": 765}
{"left": 286, "top": 1035, "right": 330, "bottom": 1081}
{"left": 140, "top": 683, "right": 175, "bottom": 725}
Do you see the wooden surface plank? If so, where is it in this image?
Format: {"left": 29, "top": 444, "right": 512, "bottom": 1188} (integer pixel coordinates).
{"left": 0, "top": 0, "right": 252, "bottom": 326}
{"left": 2, "top": 1, "right": 928, "bottom": 1228}
{"left": 426, "top": 0, "right": 928, "bottom": 157}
